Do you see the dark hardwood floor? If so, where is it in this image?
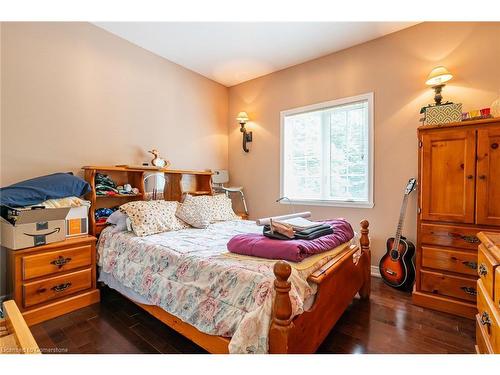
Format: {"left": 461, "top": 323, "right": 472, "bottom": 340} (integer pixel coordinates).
{"left": 30, "top": 277, "right": 475, "bottom": 354}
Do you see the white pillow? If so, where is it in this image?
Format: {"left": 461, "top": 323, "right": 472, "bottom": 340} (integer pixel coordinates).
{"left": 106, "top": 210, "right": 129, "bottom": 234}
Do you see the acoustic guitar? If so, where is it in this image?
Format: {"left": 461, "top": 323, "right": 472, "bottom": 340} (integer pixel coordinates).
{"left": 379, "top": 178, "right": 417, "bottom": 291}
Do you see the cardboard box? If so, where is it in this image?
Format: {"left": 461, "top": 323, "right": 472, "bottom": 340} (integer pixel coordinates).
{"left": 0, "top": 206, "right": 69, "bottom": 249}
{"left": 65, "top": 205, "right": 89, "bottom": 237}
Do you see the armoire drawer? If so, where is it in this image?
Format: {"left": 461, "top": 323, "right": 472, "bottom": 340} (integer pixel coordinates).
{"left": 420, "top": 223, "right": 484, "bottom": 250}
{"left": 22, "top": 268, "right": 92, "bottom": 308}
{"left": 420, "top": 270, "right": 477, "bottom": 302}
{"left": 478, "top": 244, "right": 500, "bottom": 300}
{"left": 421, "top": 246, "right": 477, "bottom": 276}
{"left": 477, "top": 280, "right": 500, "bottom": 352}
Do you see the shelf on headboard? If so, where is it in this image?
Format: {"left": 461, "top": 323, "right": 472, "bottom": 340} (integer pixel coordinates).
{"left": 96, "top": 193, "right": 143, "bottom": 199}
{"left": 82, "top": 165, "right": 213, "bottom": 175}
{"left": 82, "top": 165, "right": 214, "bottom": 236}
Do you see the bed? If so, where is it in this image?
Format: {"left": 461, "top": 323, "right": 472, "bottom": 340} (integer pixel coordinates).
{"left": 96, "top": 217, "right": 371, "bottom": 354}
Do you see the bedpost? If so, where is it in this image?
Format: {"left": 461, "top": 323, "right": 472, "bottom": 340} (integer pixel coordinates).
{"left": 269, "top": 261, "right": 293, "bottom": 353}
{"left": 359, "top": 219, "right": 371, "bottom": 300}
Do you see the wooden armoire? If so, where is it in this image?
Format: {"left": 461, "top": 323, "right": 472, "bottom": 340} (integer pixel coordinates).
{"left": 413, "top": 117, "right": 500, "bottom": 318}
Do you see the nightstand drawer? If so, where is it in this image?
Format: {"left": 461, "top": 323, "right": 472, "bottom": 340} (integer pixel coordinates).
{"left": 22, "top": 244, "right": 92, "bottom": 280}
{"left": 421, "top": 246, "right": 477, "bottom": 276}
{"left": 478, "top": 244, "right": 499, "bottom": 300}
{"left": 23, "top": 268, "right": 92, "bottom": 308}
{"left": 477, "top": 280, "right": 500, "bottom": 352}
{"left": 420, "top": 270, "right": 477, "bottom": 302}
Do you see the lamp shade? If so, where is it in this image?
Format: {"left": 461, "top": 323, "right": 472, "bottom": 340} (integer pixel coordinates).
{"left": 236, "top": 111, "right": 249, "bottom": 123}
{"left": 425, "top": 66, "right": 453, "bottom": 86}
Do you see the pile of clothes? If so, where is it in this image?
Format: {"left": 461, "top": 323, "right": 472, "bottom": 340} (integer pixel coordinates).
{"left": 0, "top": 172, "right": 91, "bottom": 223}
{"left": 227, "top": 218, "right": 354, "bottom": 262}
{"left": 263, "top": 220, "right": 333, "bottom": 240}
{"left": 95, "top": 207, "right": 118, "bottom": 224}
{"left": 95, "top": 173, "right": 140, "bottom": 197}
{"left": 93, "top": 173, "right": 140, "bottom": 223}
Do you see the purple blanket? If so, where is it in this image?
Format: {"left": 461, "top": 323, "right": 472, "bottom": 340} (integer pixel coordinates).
{"left": 227, "top": 219, "right": 354, "bottom": 262}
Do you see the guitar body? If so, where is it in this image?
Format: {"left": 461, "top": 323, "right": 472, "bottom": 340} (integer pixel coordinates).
{"left": 379, "top": 237, "right": 416, "bottom": 291}
{"left": 379, "top": 177, "right": 418, "bottom": 292}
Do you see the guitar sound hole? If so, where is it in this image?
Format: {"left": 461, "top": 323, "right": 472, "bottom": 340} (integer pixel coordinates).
{"left": 390, "top": 250, "right": 399, "bottom": 260}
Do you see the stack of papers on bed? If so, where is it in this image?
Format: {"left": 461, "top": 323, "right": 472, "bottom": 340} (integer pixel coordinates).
{"left": 272, "top": 217, "right": 323, "bottom": 231}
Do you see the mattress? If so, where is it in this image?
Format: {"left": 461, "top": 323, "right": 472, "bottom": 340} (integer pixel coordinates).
{"left": 97, "top": 220, "right": 354, "bottom": 353}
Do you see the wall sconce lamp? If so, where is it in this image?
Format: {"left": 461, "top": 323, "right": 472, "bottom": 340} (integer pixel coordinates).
{"left": 236, "top": 111, "right": 252, "bottom": 152}
{"left": 426, "top": 66, "right": 453, "bottom": 105}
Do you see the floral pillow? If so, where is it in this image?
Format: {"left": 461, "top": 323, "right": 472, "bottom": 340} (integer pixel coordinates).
{"left": 176, "top": 194, "right": 239, "bottom": 228}
{"left": 175, "top": 197, "right": 211, "bottom": 229}
{"left": 119, "top": 200, "right": 189, "bottom": 237}
{"left": 211, "top": 194, "right": 240, "bottom": 221}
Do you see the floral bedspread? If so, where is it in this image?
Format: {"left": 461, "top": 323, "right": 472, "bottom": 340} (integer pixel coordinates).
{"left": 97, "top": 220, "right": 339, "bottom": 353}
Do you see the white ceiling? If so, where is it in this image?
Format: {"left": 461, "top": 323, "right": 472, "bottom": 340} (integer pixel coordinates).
{"left": 94, "top": 22, "right": 417, "bottom": 87}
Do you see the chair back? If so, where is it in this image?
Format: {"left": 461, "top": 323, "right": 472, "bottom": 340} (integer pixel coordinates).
{"left": 212, "top": 170, "right": 229, "bottom": 185}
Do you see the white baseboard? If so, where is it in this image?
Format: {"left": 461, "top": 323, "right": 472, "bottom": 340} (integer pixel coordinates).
{"left": 370, "top": 265, "right": 381, "bottom": 278}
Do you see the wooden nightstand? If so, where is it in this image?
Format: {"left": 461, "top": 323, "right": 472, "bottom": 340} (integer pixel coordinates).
{"left": 6, "top": 235, "right": 100, "bottom": 326}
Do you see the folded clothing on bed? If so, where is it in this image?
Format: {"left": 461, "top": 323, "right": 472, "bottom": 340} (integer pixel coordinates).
{"left": 227, "top": 219, "right": 354, "bottom": 262}
{"left": 263, "top": 223, "right": 333, "bottom": 240}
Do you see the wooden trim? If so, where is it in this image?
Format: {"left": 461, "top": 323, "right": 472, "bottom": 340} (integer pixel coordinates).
{"left": 131, "top": 301, "right": 230, "bottom": 354}
{"left": 22, "top": 289, "right": 100, "bottom": 326}
{"left": 418, "top": 117, "right": 500, "bottom": 131}
{"left": 412, "top": 290, "right": 476, "bottom": 319}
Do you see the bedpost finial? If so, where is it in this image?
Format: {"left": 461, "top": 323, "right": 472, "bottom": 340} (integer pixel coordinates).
{"left": 274, "top": 261, "right": 291, "bottom": 282}
{"left": 360, "top": 219, "right": 369, "bottom": 230}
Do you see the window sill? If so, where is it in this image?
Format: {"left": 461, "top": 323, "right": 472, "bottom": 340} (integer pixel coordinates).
{"left": 279, "top": 199, "right": 374, "bottom": 209}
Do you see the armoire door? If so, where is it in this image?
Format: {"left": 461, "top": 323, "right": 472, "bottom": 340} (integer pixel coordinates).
{"left": 476, "top": 126, "right": 500, "bottom": 226}
{"left": 420, "top": 128, "right": 476, "bottom": 223}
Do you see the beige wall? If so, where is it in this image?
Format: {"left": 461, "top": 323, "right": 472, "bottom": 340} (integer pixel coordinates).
{"left": 0, "top": 22, "right": 229, "bottom": 295}
{"left": 228, "top": 22, "right": 500, "bottom": 268}
{"left": 1, "top": 22, "right": 500, "bottom": 296}
{"left": 0, "top": 22, "right": 229, "bottom": 187}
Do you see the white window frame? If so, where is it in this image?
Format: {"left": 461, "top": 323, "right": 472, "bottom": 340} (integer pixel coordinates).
{"left": 279, "top": 92, "right": 374, "bottom": 208}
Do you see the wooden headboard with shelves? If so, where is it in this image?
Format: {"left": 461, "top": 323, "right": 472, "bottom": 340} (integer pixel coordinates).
{"left": 82, "top": 166, "right": 213, "bottom": 236}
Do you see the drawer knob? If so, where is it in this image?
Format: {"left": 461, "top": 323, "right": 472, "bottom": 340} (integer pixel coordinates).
{"left": 50, "top": 256, "right": 72, "bottom": 268}
{"left": 51, "top": 282, "right": 72, "bottom": 293}
{"left": 480, "top": 311, "right": 491, "bottom": 326}
{"left": 466, "top": 175, "right": 474, "bottom": 180}
{"left": 461, "top": 261, "right": 477, "bottom": 270}
{"left": 478, "top": 263, "right": 488, "bottom": 277}
{"left": 460, "top": 286, "right": 477, "bottom": 296}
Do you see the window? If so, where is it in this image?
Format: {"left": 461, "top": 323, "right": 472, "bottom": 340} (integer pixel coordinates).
{"left": 280, "top": 93, "right": 373, "bottom": 208}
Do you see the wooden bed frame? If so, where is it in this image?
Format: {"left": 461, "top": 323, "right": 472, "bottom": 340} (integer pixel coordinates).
{"left": 130, "top": 220, "right": 371, "bottom": 354}
{"left": 84, "top": 166, "right": 371, "bottom": 353}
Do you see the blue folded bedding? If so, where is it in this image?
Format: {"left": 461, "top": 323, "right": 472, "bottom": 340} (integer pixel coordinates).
{"left": 0, "top": 172, "right": 91, "bottom": 207}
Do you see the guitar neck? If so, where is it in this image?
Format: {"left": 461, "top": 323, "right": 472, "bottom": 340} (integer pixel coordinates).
{"left": 394, "top": 194, "right": 409, "bottom": 246}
